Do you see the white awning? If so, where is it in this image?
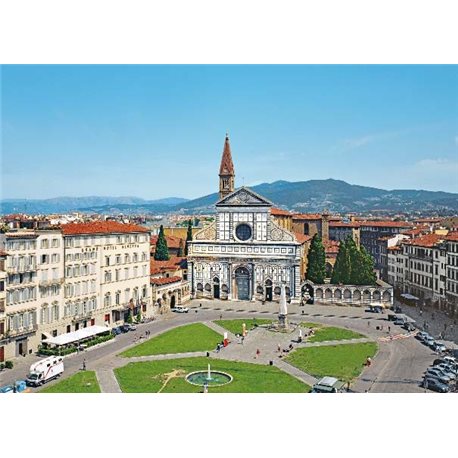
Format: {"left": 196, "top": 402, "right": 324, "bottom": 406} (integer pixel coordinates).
{"left": 400, "top": 293, "right": 419, "bottom": 301}
{"left": 43, "top": 325, "right": 110, "bottom": 346}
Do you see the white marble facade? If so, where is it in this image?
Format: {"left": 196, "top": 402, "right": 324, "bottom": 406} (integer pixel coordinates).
{"left": 188, "top": 187, "right": 302, "bottom": 303}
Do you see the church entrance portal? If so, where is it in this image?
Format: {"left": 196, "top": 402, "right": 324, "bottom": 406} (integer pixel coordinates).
{"left": 235, "top": 267, "right": 250, "bottom": 300}
{"left": 265, "top": 279, "right": 273, "bottom": 302}
{"left": 213, "top": 277, "right": 220, "bottom": 299}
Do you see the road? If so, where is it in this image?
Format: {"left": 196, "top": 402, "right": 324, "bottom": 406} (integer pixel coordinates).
{"left": 0, "top": 299, "right": 443, "bottom": 393}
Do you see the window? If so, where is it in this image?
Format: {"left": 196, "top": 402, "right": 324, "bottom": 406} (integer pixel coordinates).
{"left": 235, "top": 223, "right": 252, "bottom": 241}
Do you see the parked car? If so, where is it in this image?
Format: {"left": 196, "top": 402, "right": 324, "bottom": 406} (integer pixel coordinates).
{"left": 130, "top": 324, "right": 137, "bottom": 331}
{"left": 173, "top": 306, "right": 189, "bottom": 313}
{"left": 421, "top": 377, "right": 450, "bottom": 393}
{"left": 431, "top": 342, "right": 447, "bottom": 353}
{"left": 423, "top": 336, "right": 435, "bottom": 347}
{"left": 120, "top": 324, "right": 132, "bottom": 333}
{"left": 393, "top": 315, "right": 407, "bottom": 325}
{"left": 366, "top": 305, "right": 383, "bottom": 313}
{"left": 112, "top": 326, "right": 123, "bottom": 336}
{"left": 402, "top": 322, "right": 416, "bottom": 332}
{"left": 416, "top": 331, "right": 430, "bottom": 341}
{"left": 393, "top": 305, "right": 402, "bottom": 313}
{"left": 425, "top": 368, "right": 452, "bottom": 383}
{"left": 387, "top": 314, "right": 397, "bottom": 322}
{"left": 442, "top": 355, "right": 457, "bottom": 366}
{"left": 434, "top": 363, "right": 458, "bottom": 377}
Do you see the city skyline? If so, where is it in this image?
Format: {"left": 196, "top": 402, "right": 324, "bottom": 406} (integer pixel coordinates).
{"left": 2, "top": 64, "right": 457, "bottom": 200}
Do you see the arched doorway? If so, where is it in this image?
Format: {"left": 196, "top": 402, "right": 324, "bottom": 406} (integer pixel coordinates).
{"left": 170, "top": 295, "right": 176, "bottom": 308}
{"left": 235, "top": 267, "right": 250, "bottom": 300}
{"left": 213, "top": 277, "right": 220, "bottom": 299}
{"left": 265, "top": 279, "right": 273, "bottom": 302}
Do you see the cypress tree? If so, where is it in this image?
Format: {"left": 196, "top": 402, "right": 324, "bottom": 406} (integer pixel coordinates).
{"left": 185, "top": 219, "right": 193, "bottom": 256}
{"left": 306, "top": 234, "right": 326, "bottom": 284}
{"left": 331, "top": 239, "right": 351, "bottom": 284}
{"left": 360, "top": 245, "right": 377, "bottom": 285}
{"left": 154, "top": 225, "right": 170, "bottom": 261}
{"left": 177, "top": 238, "right": 184, "bottom": 257}
{"left": 346, "top": 237, "right": 363, "bottom": 284}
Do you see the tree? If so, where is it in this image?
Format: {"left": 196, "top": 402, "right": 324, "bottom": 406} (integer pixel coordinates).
{"left": 306, "top": 234, "right": 326, "bottom": 284}
{"left": 331, "top": 239, "right": 351, "bottom": 284}
{"left": 360, "top": 245, "right": 377, "bottom": 285}
{"left": 177, "top": 238, "right": 184, "bottom": 257}
{"left": 185, "top": 219, "right": 193, "bottom": 256}
{"left": 154, "top": 225, "right": 170, "bottom": 261}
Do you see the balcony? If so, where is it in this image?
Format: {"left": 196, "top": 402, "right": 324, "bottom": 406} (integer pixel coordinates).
{"left": 6, "top": 324, "right": 38, "bottom": 338}
{"left": 39, "top": 277, "right": 64, "bottom": 287}
{"left": 6, "top": 265, "right": 36, "bottom": 274}
{"left": 71, "top": 311, "right": 94, "bottom": 322}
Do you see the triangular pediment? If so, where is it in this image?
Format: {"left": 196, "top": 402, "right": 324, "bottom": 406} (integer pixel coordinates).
{"left": 216, "top": 187, "right": 273, "bottom": 207}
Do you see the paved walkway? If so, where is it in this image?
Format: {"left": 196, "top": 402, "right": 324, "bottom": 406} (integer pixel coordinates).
{"left": 96, "top": 368, "right": 122, "bottom": 393}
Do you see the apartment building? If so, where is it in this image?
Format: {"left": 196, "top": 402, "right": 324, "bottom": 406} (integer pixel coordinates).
{"left": 445, "top": 231, "right": 458, "bottom": 315}
{"left": 61, "top": 221, "right": 151, "bottom": 327}
{"left": 0, "top": 221, "right": 152, "bottom": 360}
{"left": 0, "top": 251, "right": 7, "bottom": 362}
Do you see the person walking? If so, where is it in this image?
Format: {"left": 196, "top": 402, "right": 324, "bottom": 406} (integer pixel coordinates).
{"left": 255, "top": 348, "right": 260, "bottom": 359}
{"left": 82, "top": 359, "right": 86, "bottom": 371}
{"left": 277, "top": 343, "right": 281, "bottom": 353}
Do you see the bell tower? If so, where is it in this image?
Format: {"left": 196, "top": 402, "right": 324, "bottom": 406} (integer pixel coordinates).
{"left": 219, "top": 133, "right": 235, "bottom": 200}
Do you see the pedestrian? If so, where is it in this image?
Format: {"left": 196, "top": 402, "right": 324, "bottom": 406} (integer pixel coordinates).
{"left": 199, "top": 303, "right": 202, "bottom": 308}
{"left": 277, "top": 343, "right": 281, "bottom": 352}
{"left": 220, "top": 314, "right": 222, "bottom": 320}
{"left": 255, "top": 348, "right": 260, "bottom": 359}
{"left": 82, "top": 359, "right": 86, "bottom": 371}
{"left": 388, "top": 326, "right": 391, "bottom": 334}
{"left": 346, "top": 381, "right": 350, "bottom": 392}
{"left": 241, "top": 336, "right": 245, "bottom": 345}
{"left": 368, "top": 320, "right": 370, "bottom": 327}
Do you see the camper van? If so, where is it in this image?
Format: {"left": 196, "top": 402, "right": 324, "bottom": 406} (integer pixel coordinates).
{"left": 26, "top": 356, "right": 64, "bottom": 387}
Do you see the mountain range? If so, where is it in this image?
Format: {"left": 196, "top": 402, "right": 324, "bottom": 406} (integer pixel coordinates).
{"left": 1, "top": 179, "right": 457, "bottom": 215}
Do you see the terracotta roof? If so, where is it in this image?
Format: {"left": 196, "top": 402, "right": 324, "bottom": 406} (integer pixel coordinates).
{"left": 271, "top": 207, "right": 292, "bottom": 216}
{"left": 150, "top": 276, "right": 182, "bottom": 286}
{"left": 293, "top": 232, "right": 313, "bottom": 244}
{"left": 446, "top": 231, "right": 458, "bottom": 241}
{"left": 401, "top": 227, "right": 430, "bottom": 237}
{"left": 61, "top": 221, "right": 149, "bottom": 235}
{"left": 150, "top": 235, "right": 183, "bottom": 250}
{"left": 388, "top": 245, "right": 402, "bottom": 251}
{"left": 219, "top": 134, "right": 235, "bottom": 176}
{"left": 405, "top": 233, "right": 445, "bottom": 248}
{"left": 359, "top": 221, "right": 412, "bottom": 228}
{"left": 150, "top": 256, "right": 187, "bottom": 275}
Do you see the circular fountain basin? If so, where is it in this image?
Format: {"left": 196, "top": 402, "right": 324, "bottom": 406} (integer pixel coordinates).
{"left": 186, "top": 370, "right": 233, "bottom": 387}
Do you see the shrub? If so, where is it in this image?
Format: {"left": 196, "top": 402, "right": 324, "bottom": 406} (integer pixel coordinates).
{"left": 0, "top": 363, "right": 5, "bottom": 371}
{"left": 5, "top": 360, "right": 14, "bottom": 369}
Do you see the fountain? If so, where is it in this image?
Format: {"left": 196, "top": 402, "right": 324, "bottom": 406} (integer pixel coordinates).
{"left": 186, "top": 363, "right": 233, "bottom": 387}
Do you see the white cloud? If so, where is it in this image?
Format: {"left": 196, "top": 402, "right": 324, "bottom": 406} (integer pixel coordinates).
{"left": 415, "top": 158, "right": 458, "bottom": 172}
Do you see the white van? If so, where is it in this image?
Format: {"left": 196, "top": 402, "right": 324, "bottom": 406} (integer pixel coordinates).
{"left": 311, "top": 377, "right": 345, "bottom": 393}
{"left": 173, "top": 306, "right": 189, "bottom": 313}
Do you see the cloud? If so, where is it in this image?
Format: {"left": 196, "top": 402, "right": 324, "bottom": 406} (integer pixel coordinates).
{"left": 415, "top": 158, "right": 458, "bottom": 173}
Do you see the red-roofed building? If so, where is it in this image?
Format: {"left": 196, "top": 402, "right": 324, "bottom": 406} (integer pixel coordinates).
{"left": 61, "top": 221, "right": 148, "bottom": 235}
{"left": 150, "top": 235, "right": 184, "bottom": 257}
{"left": 150, "top": 257, "right": 190, "bottom": 311}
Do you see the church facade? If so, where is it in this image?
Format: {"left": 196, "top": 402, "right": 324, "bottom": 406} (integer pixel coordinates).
{"left": 188, "top": 136, "right": 302, "bottom": 303}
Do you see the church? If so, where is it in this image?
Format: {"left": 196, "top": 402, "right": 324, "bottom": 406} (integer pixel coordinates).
{"left": 187, "top": 135, "right": 302, "bottom": 303}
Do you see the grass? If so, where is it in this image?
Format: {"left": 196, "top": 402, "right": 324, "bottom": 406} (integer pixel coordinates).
{"left": 120, "top": 323, "right": 223, "bottom": 357}
{"left": 214, "top": 318, "right": 273, "bottom": 335}
{"left": 307, "top": 327, "right": 364, "bottom": 343}
{"left": 40, "top": 371, "right": 101, "bottom": 393}
{"left": 115, "top": 357, "right": 310, "bottom": 393}
{"left": 286, "top": 342, "right": 378, "bottom": 383}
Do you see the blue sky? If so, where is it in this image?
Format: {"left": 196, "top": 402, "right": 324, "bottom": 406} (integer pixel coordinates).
{"left": 1, "top": 65, "right": 457, "bottom": 199}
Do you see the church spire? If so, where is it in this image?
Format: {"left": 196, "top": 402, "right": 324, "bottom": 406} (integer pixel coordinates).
{"left": 219, "top": 133, "right": 235, "bottom": 199}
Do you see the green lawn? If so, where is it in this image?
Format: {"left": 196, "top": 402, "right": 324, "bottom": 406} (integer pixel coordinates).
{"left": 307, "top": 327, "right": 364, "bottom": 343}
{"left": 115, "top": 357, "right": 310, "bottom": 393}
{"left": 286, "top": 342, "right": 378, "bottom": 382}
{"left": 214, "top": 318, "right": 273, "bottom": 335}
{"left": 120, "top": 323, "right": 223, "bottom": 357}
{"left": 40, "top": 371, "right": 101, "bottom": 393}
